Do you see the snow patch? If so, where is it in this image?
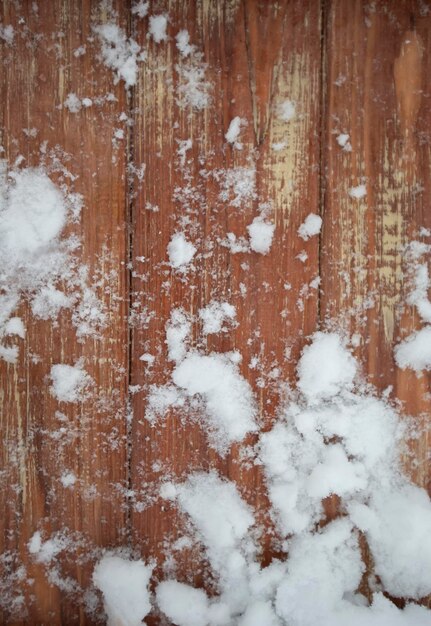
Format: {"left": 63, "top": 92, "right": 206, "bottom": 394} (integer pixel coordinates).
{"left": 93, "top": 555, "right": 152, "bottom": 626}
{"left": 298, "top": 213, "right": 322, "bottom": 240}
{"left": 247, "top": 217, "right": 275, "bottom": 255}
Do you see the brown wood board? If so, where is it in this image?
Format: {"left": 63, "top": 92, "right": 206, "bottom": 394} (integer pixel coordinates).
{"left": 0, "top": 0, "right": 430, "bottom": 623}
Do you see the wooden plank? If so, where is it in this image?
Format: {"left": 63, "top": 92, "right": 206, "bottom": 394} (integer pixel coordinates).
{"left": 130, "top": 0, "right": 322, "bottom": 614}
{"left": 321, "top": 0, "right": 431, "bottom": 600}
{"left": 0, "top": 1, "right": 129, "bottom": 622}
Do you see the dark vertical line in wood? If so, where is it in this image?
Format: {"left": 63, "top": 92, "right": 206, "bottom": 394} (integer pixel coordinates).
{"left": 125, "top": 0, "right": 134, "bottom": 550}
{"left": 318, "top": 0, "right": 328, "bottom": 325}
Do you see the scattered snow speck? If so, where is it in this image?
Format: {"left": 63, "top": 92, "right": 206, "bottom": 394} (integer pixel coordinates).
{"left": 225, "top": 116, "right": 246, "bottom": 148}
{"left": 93, "top": 555, "right": 152, "bottom": 626}
{"left": 349, "top": 184, "right": 367, "bottom": 199}
{"left": 131, "top": 1, "right": 149, "bottom": 18}
{"left": 60, "top": 472, "right": 77, "bottom": 488}
{"left": 50, "top": 363, "right": 93, "bottom": 403}
{"left": 176, "top": 29, "right": 194, "bottom": 57}
{"left": 298, "top": 213, "right": 322, "bottom": 240}
{"left": 199, "top": 301, "right": 236, "bottom": 335}
{"left": 149, "top": 14, "right": 168, "bottom": 43}
{"left": 0, "top": 24, "right": 14, "bottom": 45}
{"left": 64, "top": 93, "right": 82, "bottom": 113}
{"left": 94, "top": 23, "right": 143, "bottom": 88}
{"left": 247, "top": 216, "right": 275, "bottom": 255}
{"left": 167, "top": 232, "right": 196, "bottom": 270}
{"left": 277, "top": 99, "right": 295, "bottom": 121}
{"left": 175, "top": 42, "right": 210, "bottom": 110}
{"left": 336, "top": 133, "right": 352, "bottom": 151}
{"left": 394, "top": 326, "right": 431, "bottom": 372}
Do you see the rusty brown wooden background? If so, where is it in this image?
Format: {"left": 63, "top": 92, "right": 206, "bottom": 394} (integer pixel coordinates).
{"left": 0, "top": 0, "right": 430, "bottom": 623}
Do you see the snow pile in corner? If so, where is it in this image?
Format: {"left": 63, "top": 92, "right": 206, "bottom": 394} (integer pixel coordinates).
{"left": 394, "top": 240, "right": 431, "bottom": 372}
{"left": 50, "top": 363, "right": 93, "bottom": 403}
{"left": 93, "top": 555, "right": 152, "bottom": 626}
{"left": 147, "top": 331, "right": 431, "bottom": 625}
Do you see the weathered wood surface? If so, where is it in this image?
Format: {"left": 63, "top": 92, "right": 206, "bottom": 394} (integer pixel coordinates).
{"left": 0, "top": 0, "right": 430, "bottom": 623}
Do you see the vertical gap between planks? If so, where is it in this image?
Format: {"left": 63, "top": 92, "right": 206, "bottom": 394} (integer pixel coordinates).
{"left": 318, "top": 0, "right": 328, "bottom": 325}
{"left": 125, "top": 0, "right": 135, "bottom": 551}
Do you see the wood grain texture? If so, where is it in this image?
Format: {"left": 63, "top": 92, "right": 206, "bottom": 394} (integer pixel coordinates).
{"left": 321, "top": 0, "right": 431, "bottom": 494}
{"left": 129, "top": 3, "right": 322, "bottom": 619}
{"left": 0, "top": 0, "right": 430, "bottom": 623}
{"left": 0, "top": 1, "right": 129, "bottom": 623}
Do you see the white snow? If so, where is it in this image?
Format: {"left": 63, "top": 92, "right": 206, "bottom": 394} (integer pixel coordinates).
{"left": 298, "top": 213, "right": 322, "bottom": 240}
{"left": 218, "top": 167, "right": 257, "bottom": 208}
{"left": 277, "top": 99, "right": 296, "bottom": 121}
{"left": 93, "top": 555, "right": 152, "bottom": 626}
{"left": 0, "top": 24, "right": 14, "bottom": 45}
{"left": 176, "top": 29, "right": 194, "bottom": 57}
{"left": 349, "top": 184, "right": 367, "bottom": 199}
{"left": 60, "top": 472, "right": 77, "bottom": 488}
{"left": 167, "top": 471, "right": 255, "bottom": 561}
{"left": 50, "top": 363, "right": 93, "bottom": 403}
{"left": 166, "top": 308, "right": 191, "bottom": 362}
{"left": 394, "top": 241, "right": 431, "bottom": 371}
{"left": 199, "top": 301, "right": 236, "bottom": 335}
{"left": 94, "top": 23, "right": 143, "bottom": 88}
{"left": 247, "top": 216, "right": 275, "bottom": 255}
{"left": 336, "top": 133, "right": 352, "bottom": 151}
{"left": 297, "top": 332, "right": 357, "bottom": 401}
{"left": 131, "top": 1, "right": 149, "bottom": 18}
{"left": 394, "top": 326, "right": 431, "bottom": 371}
{"left": 149, "top": 14, "right": 168, "bottom": 43}
{"left": 0, "top": 168, "right": 66, "bottom": 254}
{"left": 172, "top": 353, "right": 258, "bottom": 451}
{"left": 157, "top": 581, "right": 209, "bottom": 626}
{"left": 167, "top": 232, "right": 196, "bottom": 270}
{"left": 225, "top": 116, "right": 246, "bottom": 148}
{"left": 4, "top": 317, "right": 25, "bottom": 338}
{"left": 64, "top": 93, "right": 82, "bottom": 113}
